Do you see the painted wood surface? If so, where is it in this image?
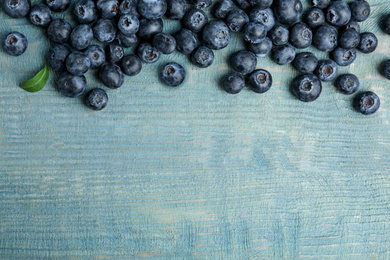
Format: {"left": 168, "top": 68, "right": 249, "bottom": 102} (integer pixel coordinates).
{"left": 1, "top": 0, "right": 390, "bottom": 258}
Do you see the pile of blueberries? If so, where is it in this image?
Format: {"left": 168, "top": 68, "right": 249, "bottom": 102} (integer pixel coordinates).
{"left": 1, "top": 0, "right": 389, "bottom": 114}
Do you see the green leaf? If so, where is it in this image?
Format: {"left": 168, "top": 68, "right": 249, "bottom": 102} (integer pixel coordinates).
{"left": 20, "top": 59, "right": 50, "bottom": 93}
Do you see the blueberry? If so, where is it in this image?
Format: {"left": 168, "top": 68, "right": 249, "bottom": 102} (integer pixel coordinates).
{"left": 175, "top": 28, "right": 198, "bottom": 54}
{"left": 226, "top": 9, "right": 249, "bottom": 33}
{"left": 382, "top": 14, "right": 390, "bottom": 35}
{"left": 4, "top": 32, "right": 28, "bottom": 56}
{"left": 66, "top": 52, "right": 91, "bottom": 76}
{"left": 99, "top": 63, "right": 125, "bottom": 89}
{"left": 190, "top": 0, "right": 212, "bottom": 9}
{"left": 29, "top": 4, "right": 52, "bottom": 27}
{"left": 335, "top": 74, "right": 359, "bottom": 95}
{"left": 85, "top": 88, "right": 109, "bottom": 111}
{"left": 247, "top": 69, "right": 272, "bottom": 93}
{"left": 49, "top": 44, "right": 71, "bottom": 71}
{"left": 313, "top": 25, "right": 338, "bottom": 52}
{"left": 97, "top": 0, "right": 119, "bottom": 19}
{"left": 243, "top": 22, "right": 267, "bottom": 44}
{"left": 137, "top": 0, "right": 167, "bottom": 19}
{"left": 45, "top": 0, "right": 70, "bottom": 12}
{"left": 3, "top": 0, "right": 30, "bottom": 18}
{"left": 247, "top": 0, "right": 272, "bottom": 9}
{"left": 248, "top": 8, "right": 275, "bottom": 32}
{"left": 230, "top": 50, "right": 257, "bottom": 75}
{"left": 304, "top": 8, "right": 325, "bottom": 28}
{"left": 47, "top": 19, "right": 72, "bottom": 44}
{"left": 326, "top": 0, "right": 351, "bottom": 27}
{"left": 57, "top": 72, "right": 86, "bottom": 98}
{"left": 202, "top": 21, "right": 230, "bottom": 50}
{"left": 119, "top": 0, "right": 135, "bottom": 14}
{"left": 315, "top": 59, "right": 338, "bottom": 82}
{"left": 289, "top": 22, "right": 312, "bottom": 49}
{"left": 268, "top": 25, "right": 289, "bottom": 46}
{"left": 273, "top": 0, "right": 303, "bottom": 26}
{"left": 70, "top": 24, "right": 93, "bottom": 50}
{"left": 117, "top": 32, "right": 138, "bottom": 47}
{"left": 153, "top": 32, "right": 176, "bottom": 54}
{"left": 338, "top": 29, "right": 360, "bottom": 49}
{"left": 118, "top": 14, "right": 140, "bottom": 35}
{"left": 84, "top": 45, "right": 106, "bottom": 68}
{"left": 160, "top": 62, "right": 186, "bottom": 87}
{"left": 221, "top": 72, "right": 245, "bottom": 94}
{"left": 350, "top": 0, "right": 370, "bottom": 22}
{"left": 213, "top": 0, "right": 234, "bottom": 20}
{"left": 106, "top": 43, "right": 124, "bottom": 63}
{"left": 354, "top": 91, "right": 380, "bottom": 115}
{"left": 191, "top": 46, "right": 214, "bottom": 68}
{"left": 74, "top": 0, "right": 98, "bottom": 24}
{"left": 248, "top": 37, "right": 272, "bottom": 58}
{"left": 182, "top": 8, "right": 208, "bottom": 33}
{"left": 234, "top": 0, "right": 250, "bottom": 10}
{"left": 331, "top": 47, "right": 356, "bottom": 66}
{"left": 312, "top": 0, "right": 330, "bottom": 9}
{"left": 272, "top": 44, "right": 296, "bottom": 65}
{"left": 93, "top": 19, "right": 117, "bottom": 43}
{"left": 166, "top": 0, "right": 186, "bottom": 20}
{"left": 343, "top": 21, "right": 360, "bottom": 33}
{"left": 357, "top": 32, "right": 378, "bottom": 54}
{"left": 121, "top": 54, "right": 142, "bottom": 76}
{"left": 293, "top": 52, "right": 318, "bottom": 73}
{"left": 137, "top": 42, "right": 161, "bottom": 63}
{"left": 138, "top": 18, "right": 163, "bottom": 40}
{"left": 382, "top": 59, "right": 390, "bottom": 80}
{"left": 291, "top": 74, "right": 322, "bottom": 102}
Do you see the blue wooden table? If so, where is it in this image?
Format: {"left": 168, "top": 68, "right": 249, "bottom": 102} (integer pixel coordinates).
{"left": 1, "top": 0, "right": 390, "bottom": 258}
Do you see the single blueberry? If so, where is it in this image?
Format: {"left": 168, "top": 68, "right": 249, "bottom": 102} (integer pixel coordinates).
{"left": 226, "top": 9, "right": 249, "bottom": 33}
{"left": 354, "top": 91, "right": 380, "bottom": 115}
{"left": 166, "top": 0, "right": 186, "bottom": 20}
{"left": 137, "top": 0, "right": 167, "bottom": 19}
{"left": 153, "top": 32, "right": 176, "bottom": 54}
{"left": 315, "top": 59, "right": 338, "bottom": 82}
{"left": 29, "top": 4, "right": 52, "bottom": 27}
{"left": 70, "top": 24, "right": 94, "bottom": 50}
{"left": 66, "top": 51, "right": 91, "bottom": 76}
{"left": 230, "top": 50, "right": 257, "bottom": 75}
{"left": 202, "top": 21, "right": 230, "bottom": 50}
{"left": 213, "top": 0, "right": 234, "bottom": 20}
{"left": 293, "top": 52, "right": 318, "bottom": 73}
{"left": 289, "top": 22, "right": 312, "bottom": 49}
{"left": 93, "top": 18, "right": 117, "bottom": 43}
{"left": 335, "top": 74, "right": 359, "bottom": 95}
{"left": 247, "top": 37, "right": 272, "bottom": 58}
{"left": 312, "top": 0, "right": 330, "bottom": 9}
{"left": 3, "top": 0, "right": 30, "bottom": 18}
{"left": 243, "top": 22, "right": 267, "bottom": 44}
{"left": 274, "top": 0, "right": 303, "bottom": 26}
{"left": 117, "top": 32, "right": 138, "bottom": 47}
{"left": 331, "top": 47, "right": 356, "bottom": 66}
{"left": 291, "top": 74, "right": 322, "bottom": 102}
{"left": 304, "top": 8, "right": 325, "bottom": 28}
{"left": 326, "top": 0, "right": 351, "bottom": 27}
{"left": 74, "top": 0, "right": 98, "bottom": 24}
{"left": 338, "top": 29, "right": 360, "bottom": 49}
{"left": 84, "top": 45, "right": 106, "bottom": 68}
{"left": 118, "top": 14, "right": 140, "bottom": 35}
{"left": 45, "top": 0, "right": 70, "bottom": 12}
{"left": 175, "top": 29, "right": 198, "bottom": 54}
{"left": 99, "top": 63, "right": 125, "bottom": 89}
{"left": 49, "top": 44, "right": 71, "bottom": 71}
{"left": 182, "top": 8, "right": 208, "bottom": 33}
{"left": 137, "top": 18, "right": 163, "bottom": 40}
{"left": 4, "top": 32, "right": 28, "bottom": 56}
{"left": 121, "top": 54, "right": 142, "bottom": 76}
{"left": 247, "top": 69, "right": 272, "bottom": 93}
{"left": 97, "top": 0, "right": 119, "bottom": 19}
{"left": 248, "top": 7, "right": 275, "bottom": 32}
{"left": 191, "top": 46, "right": 214, "bottom": 68}
{"left": 160, "top": 62, "right": 186, "bottom": 87}
{"left": 106, "top": 43, "right": 124, "bottom": 63}
{"left": 357, "top": 32, "right": 378, "bottom": 54}
{"left": 382, "top": 59, "right": 390, "bottom": 80}
{"left": 47, "top": 19, "right": 72, "bottom": 44}
{"left": 313, "top": 25, "right": 338, "bottom": 52}
{"left": 57, "top": 72, "right": 86, "bottom": 98}
{"left": 85, "top": 88, "right": 109, "bottom": 111}
{"left": 119, "top": 0, "right": 135, "bottom": 14}
{"left": 268, "top": 25, "right": 289, "bottom": 46}
{"left": 350, "top": 0, "right": 370, "bottom": 22}
{"left": 137, "top": 42, "right": 161, "bottom": 63}
{"left": 272, "top": 44, "right": 296, "bottom": 65}
{"left": 221, "top": 72, "right": 245, "bottom": 94}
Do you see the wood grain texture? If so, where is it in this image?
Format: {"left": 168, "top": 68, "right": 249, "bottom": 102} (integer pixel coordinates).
{"left": 1, "top": 0, "right": 390, "bottom": 258}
